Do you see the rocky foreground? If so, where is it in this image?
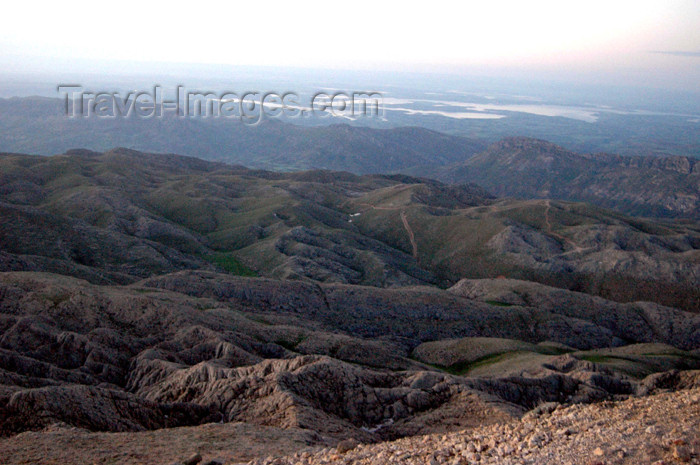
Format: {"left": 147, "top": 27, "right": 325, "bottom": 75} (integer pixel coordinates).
{"left": 248, "top": 387, "right": 700, "bottom": 465}
{"left": 1, "top": 387, "right": 697, "bottom": 465}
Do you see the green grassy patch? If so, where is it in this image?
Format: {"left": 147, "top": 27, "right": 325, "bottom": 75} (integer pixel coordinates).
{"left": 204, "top": 252, "right": 257, "bottom": 276}
{"left": 535, "top": 344, "right": 575, "bottom": 355}
{"left": 132, "top": 288, "right": 158, "bottom": 294}
{"left": 446, "top": 352, "right": 516, "bottom": 375}
{"left": 38, "top": 290, "right": 71, "bottom": 306}
{"left": 485, "top": 300, "right": 515, "bottom": 307}
{"left": 245, "top": 314, "right": 273, "bottom": 326}
{"left": 578, "top": 354, "right": 616, "bottom": 363}
{"left": 415, "top": 351, "right": 518, "bottom": 376}
{"left": 274, "top": 335, "right": 308, "bottom": 351}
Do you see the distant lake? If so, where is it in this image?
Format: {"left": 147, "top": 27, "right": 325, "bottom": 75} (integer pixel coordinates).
{"left": 380, "top": 94, "right": 700, "bottom": 123}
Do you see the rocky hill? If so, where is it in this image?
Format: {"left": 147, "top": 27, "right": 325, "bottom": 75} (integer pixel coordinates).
{"left": 0, "top": 149, "right": 698, "bottom": 310}
{"left": 2, "top": 384, "right": 698, "bottom": 464}
{"left": 245, "top": 386, "right": 700, "bottom": 465}
{"left": 0, "top": 148, "right": 698, "bottom": 464}
{"left": 0, "top": 270, "right": 698, "bottom": 439}
{"left": 432, "top": 137, "right": 700, "bottom": 218}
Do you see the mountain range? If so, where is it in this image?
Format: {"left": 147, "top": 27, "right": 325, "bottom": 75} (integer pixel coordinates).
{"left": 429, "top": 137, "right": 700, "bottom": 218}
{"left": 1, "top": 148, "right": 697, "bottom": 310}
{"left": 1, "top": 97, "right": 698, "bottom": 220}
{"left": 0, "top": 109, "right": 698, "bottom": 464}
{"left": 0, "top": 96, "right": 485, "bottom": 173}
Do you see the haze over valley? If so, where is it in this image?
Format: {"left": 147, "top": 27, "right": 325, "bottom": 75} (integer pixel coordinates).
{"left": 0, "top": 1, "right": 698, "bottom": 464}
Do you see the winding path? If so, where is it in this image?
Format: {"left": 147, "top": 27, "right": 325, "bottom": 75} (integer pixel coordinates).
{"left": 543, "top": 199, "right": 588, "bottom": 255}
{"left": 356, "top": 202, "right": 419, "bottom": 261}
{"left": 400, "top": 210, "right": 419, "bottom": 260}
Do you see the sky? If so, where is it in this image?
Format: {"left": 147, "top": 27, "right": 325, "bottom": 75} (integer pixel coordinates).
{"left": 1, "top": 0, "right": 698, "bottom": 91}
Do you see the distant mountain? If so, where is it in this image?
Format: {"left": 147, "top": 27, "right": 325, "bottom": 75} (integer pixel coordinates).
{"left": 430, "top": 137, "right": 700, "bottom": 218}
{"left": 0, "top": 96, "right": 485, "bottom": 173}
{"left": 3, "top": 98, "right": 699, "bottom": 220}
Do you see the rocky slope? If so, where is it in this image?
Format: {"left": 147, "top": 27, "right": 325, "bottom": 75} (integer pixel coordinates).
{"left": 433, "top": 137, "right": 700, "bottom": 218}
{"left": 249, "top": 385, "right": 700, "bottom": 465}
{"left": 0, "top": 270, "right": 698, "bottom": 440}
{"left": 0, "top": 148, "right": 697, "bottom": 464}
{"left": 1, "top": 149, "right": 698, "bottom": 311}
{"left": 2, "top": 376, "right": 698, "bottom": 464}
{"left": 0, "top": 421, "right": 330, "bottom": 465}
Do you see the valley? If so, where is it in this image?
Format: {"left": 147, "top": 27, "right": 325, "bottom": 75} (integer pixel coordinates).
{"left": 0, "top": 148, "right": 697, "bottom": 464}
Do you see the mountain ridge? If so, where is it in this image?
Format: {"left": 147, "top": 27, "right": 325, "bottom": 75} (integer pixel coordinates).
{"left": 2, "top": 97, "right": 698, "bottom": 219}
{"left": 1, "top": 148, "right": 698, "bottom": 311}
{"left": 0, "top": 97, "right": 486, "bottom": 174}
{"left": 0, "top": 147, "right": 697, "bottom": 464}
{"left": 429, "top": 136, "right": 700, "bottom": 218}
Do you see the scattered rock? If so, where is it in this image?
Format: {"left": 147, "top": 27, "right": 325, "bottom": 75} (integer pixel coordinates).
{"left": 672, "top": 444, "right": 691, "bottom": 462}
{"left": 239, "top": 388, "right": 700, "bottom": 465}
{"left": 183, "top": 453, "right": 202, "bottom": 465}
{"left": 337, "top": 438, "right": 359, "bottom": 454}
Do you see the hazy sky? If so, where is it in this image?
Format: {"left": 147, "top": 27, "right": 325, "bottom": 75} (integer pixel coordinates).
{"left": 1, "top": 0, "right": 698, "bottom": 91}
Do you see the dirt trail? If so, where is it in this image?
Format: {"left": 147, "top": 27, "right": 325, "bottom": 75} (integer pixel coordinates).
{"left": 355, "top": 202, "right": 418, "bottom": 260}
{"left": 400, "top": 210, "right": 419, "bottom": 260}
{"left": 543, "top": 199, "right": 554, "bottom": 234}
{"left": 542, "top": 199, "right": 587, "bottom": 255}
